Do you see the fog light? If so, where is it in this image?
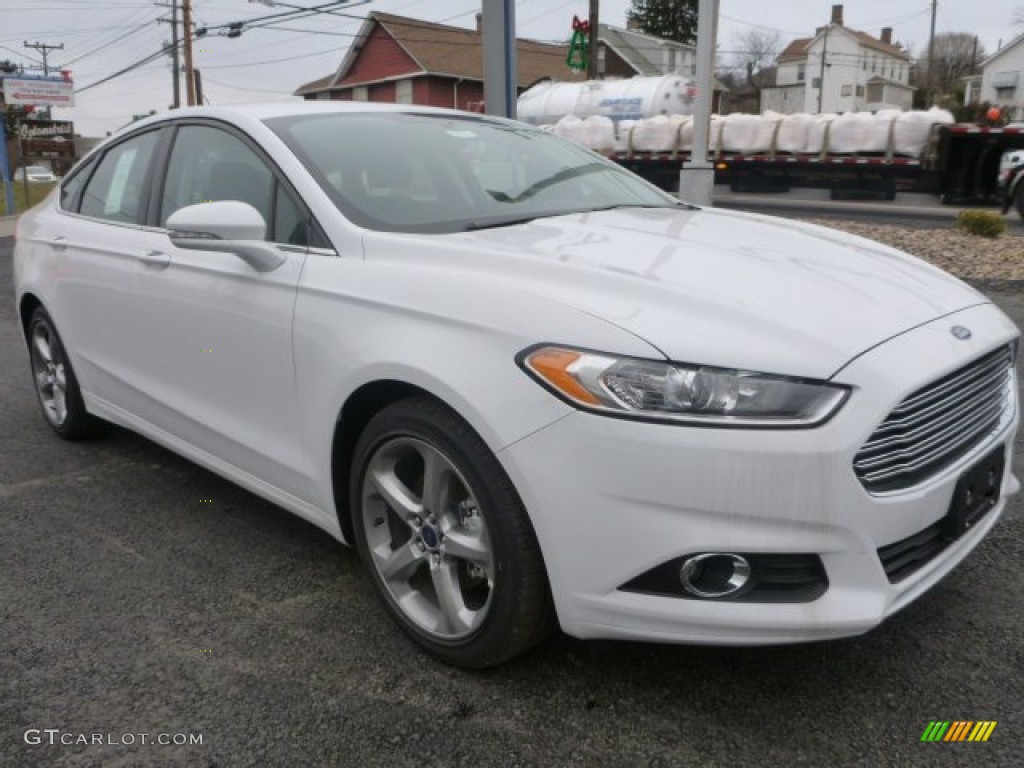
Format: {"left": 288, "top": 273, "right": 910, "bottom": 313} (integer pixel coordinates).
{"left": 679, "top": 553, "right": 751, "bottom": 598}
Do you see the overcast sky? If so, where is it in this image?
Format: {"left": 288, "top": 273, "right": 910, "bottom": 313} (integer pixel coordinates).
{"left": 1, "top": 0, "right": 1021, "bottom": 137}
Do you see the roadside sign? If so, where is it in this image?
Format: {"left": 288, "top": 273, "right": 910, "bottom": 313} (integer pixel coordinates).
{"left": 3, "top": 76, "right": 75, "bottom": 107}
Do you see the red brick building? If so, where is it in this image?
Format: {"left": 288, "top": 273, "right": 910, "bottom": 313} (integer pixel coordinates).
{"left": 294, "top": 12, "right": 587, "bottom": 109}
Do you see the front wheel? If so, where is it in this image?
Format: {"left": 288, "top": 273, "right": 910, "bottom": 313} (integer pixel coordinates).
{"left": 350, "top": 396, "right": 553, "bottom": 668}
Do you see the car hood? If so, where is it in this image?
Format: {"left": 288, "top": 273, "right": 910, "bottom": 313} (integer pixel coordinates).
{"left": 373, "top": 207, "right": 989, "bottom": 380}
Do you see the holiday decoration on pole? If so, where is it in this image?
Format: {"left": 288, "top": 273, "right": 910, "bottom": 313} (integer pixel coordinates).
{"left": 566, "top": 16, "right": 590, "bottom": 73}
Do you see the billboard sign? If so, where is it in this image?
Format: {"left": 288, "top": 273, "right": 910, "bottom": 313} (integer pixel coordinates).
{"left": 2, "top": 75, "right": 75, "bottom": 107}
{"left": 18, "top": 119, "right": 75, "bottom": 159}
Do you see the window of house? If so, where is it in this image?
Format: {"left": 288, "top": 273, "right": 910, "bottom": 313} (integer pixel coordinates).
{"left": 396, "top": 79, "right": 413, "bottom": 104}
{"left": 841, "top": 84, "right": 852, "bottom": 97}
{"left": 856, "top": 85, "right": 865, "bottom": 97}
{"left": 352, "top": 86, "right": 368, "bottom": 101}
{"left": 866, "top": 83, "right": 882, "bottom": 102}
{"left": 797, "top": 64, "right": 806, "bottom": 82}
{"left": 812, "top": 77, "right": 821, "bottom": 89}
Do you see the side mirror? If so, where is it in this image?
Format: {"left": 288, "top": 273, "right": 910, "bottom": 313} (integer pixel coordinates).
{"left": 166, "top": 201, "right": 286, "bottom": 272}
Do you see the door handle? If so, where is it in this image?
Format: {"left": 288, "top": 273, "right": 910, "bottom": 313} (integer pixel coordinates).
{"left": 137, "top": 250, "right": 170, "bottom": 268}
{"left": 46, "top": 236, "right": 67, "bottom": 251}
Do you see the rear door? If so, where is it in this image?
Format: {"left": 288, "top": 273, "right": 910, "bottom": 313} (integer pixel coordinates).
{"left": 41, "top": 128, "right": 166, "bottom": 410}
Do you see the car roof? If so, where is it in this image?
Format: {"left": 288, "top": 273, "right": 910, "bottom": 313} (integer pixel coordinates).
{"left": 121, "top": 101, "right": 517, "bottom": 135}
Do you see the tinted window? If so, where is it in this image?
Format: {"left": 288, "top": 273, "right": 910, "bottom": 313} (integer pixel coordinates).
{"left": 79, "top": 131, "right": 160, "bottom": 223}
{"left": 160, "top": 125, "right": 274, "bottom": 230}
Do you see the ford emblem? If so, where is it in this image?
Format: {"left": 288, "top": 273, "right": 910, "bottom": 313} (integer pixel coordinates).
{"left": 950, "top": 325, "right": 972, "bottom": 340}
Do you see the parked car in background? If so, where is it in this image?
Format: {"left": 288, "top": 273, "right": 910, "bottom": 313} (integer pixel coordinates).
{"left": 12, "top": 103, "right": 1021, "bottom": 668}
{"left": 999, "top": 148, "right": 1024, "bottom": 219}
{"left": 14, "top": 165, "right": 58, "bottom": 183}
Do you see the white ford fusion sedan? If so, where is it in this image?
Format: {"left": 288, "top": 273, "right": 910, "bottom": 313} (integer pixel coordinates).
{"left": 13, "top": 104, "right": 1020, "bottom": 667}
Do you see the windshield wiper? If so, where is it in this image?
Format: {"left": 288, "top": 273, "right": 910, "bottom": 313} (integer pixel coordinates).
{"left": 586, "top": 201, "right": 696, "bottom": 213}
{"left": 463, "top": 215, "right": 539, "bottom": 231}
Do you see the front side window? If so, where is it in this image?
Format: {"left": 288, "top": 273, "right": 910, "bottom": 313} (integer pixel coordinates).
{"left": 160, "top": 125, "right": 274, "bottom": 227}
{"left": 266, "top": 112, "right": 678, "bottom": 234}
{"left": 159, "top": 123, "right": 322, "bottom": 247}
{"left": 78, "top": 131, "right": 160, "bottom": 223}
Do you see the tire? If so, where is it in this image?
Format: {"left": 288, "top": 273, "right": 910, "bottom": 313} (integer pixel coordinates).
{"left": 26, "top": 308, "right": 103, "bottom": 440}
{"left": 1016, "top": 181, "right": 1024, "bottom": 221}
{"left": 350, "top": 395, "right": 553, "bottom": 668}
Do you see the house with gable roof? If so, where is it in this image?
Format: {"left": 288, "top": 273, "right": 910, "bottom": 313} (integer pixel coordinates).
{"left": 760, "top": 4, "right": 913, "bottom": 114}
{"left": 974, "top": 33, "right": 1024, "bottom": 120}
{"left": 294, "top": 12, "right": 585, "bottom": 110}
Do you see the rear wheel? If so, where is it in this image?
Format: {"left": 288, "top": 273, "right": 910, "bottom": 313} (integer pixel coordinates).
{"left": 27, "top": 308, "right": 102, "bottom": 440}
{"left": 350, "top": 396, "right": 552, "bottom": 668}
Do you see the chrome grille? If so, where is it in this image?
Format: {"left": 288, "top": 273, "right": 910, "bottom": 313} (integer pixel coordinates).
{"left": 854, "top": 345, "right": 1014, "bottom": 493}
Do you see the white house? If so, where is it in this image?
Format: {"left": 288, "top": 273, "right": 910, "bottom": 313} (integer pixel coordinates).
{"left": 977, "top": 33, "right": 1024, "bottom": 120}
{"left": 761, "top": 4, "right": 913, "bottom": 114}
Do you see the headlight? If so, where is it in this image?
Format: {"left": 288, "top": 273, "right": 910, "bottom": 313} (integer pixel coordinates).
{"left": 519, "top": 345, "right": 850, "bottom": 428}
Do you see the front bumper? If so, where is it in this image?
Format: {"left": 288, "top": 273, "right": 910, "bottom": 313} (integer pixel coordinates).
{"left": 500, "top": 303, "right": 1020, "bottom": 644}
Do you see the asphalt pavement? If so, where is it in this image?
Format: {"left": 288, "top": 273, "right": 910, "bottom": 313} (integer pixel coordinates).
{"left": 2, "top": 235, "right": 1022, "bottom": 767}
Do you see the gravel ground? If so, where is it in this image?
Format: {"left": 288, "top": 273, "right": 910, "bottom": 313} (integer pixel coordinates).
{"left": 805, "top": 218, "right": 1024, "bottom": 285}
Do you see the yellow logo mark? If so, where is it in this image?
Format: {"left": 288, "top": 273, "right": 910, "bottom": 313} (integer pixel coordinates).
{"left": 921, "top": 720, "right": 997, "bottom": 742}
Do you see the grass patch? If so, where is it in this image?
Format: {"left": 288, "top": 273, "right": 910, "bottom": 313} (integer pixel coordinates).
{"left": 0, "top": 181, "right": 57, "bottom": 215}
{"left": 956, "top": 209, "right": 1007, "bottom": 238}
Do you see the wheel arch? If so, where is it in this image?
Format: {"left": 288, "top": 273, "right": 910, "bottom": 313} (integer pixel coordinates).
{"left": 18, "top": 293, "right": 44, "bottom": 344}
{"left": 330, "top": 379, "right": 433, "bottom": 543}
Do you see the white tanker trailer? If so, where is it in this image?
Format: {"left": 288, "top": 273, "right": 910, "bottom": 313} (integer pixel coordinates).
{"left": 517, "top": 74, "right": 697, "bottom": 126}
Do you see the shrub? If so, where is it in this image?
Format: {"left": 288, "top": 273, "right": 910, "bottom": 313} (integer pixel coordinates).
{"left": 957, "top": 210, "right": 1007, "bottom": 238}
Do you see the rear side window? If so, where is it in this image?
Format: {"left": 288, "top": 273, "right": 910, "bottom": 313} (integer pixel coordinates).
{"left": 79, "top": 131, "right": 160, "bottom": 223}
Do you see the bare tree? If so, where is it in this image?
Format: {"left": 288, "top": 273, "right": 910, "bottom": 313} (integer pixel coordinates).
{"left": 730, "top": 29, "right": 781, "bottom": 95}
{"left": 1015, "top": 5, "right": 1024, "bottom": 26}
{"left": 914, "top": 32, "right": 986, "bottom": 95}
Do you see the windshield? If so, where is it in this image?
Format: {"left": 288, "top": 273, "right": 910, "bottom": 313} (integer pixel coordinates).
{"left": 265, "top": 112, "right": 680, "bottom": 234}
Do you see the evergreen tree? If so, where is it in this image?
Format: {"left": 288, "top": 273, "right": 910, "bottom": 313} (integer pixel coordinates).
{"left": 627, "top": 0, "right": 699, "bottom": 45}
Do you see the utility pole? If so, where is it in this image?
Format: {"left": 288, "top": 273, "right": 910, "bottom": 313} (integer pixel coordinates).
{"left": 817, "top": 25, "right": 829, "bottom": 113}
{"left": 157, "top": 1, "right": 182, "bottom": 108}
{"left": 587, "top": 0, "right": 600, "bottom": 80}
{"left": 23, "top": 41, "right": 64, "bottom": 76}
{"left": 182, "top": 0, "right": 196, "bottom": 106}
{"left": 927, "top": 0, "right": 937, "bottom": 105}
{"left": 171, "top": 0, "right": 181, "bottom": 108}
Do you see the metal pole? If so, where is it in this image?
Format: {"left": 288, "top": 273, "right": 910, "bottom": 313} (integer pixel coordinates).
{"left": 0, "top": 118, "right": 14, "bottom": 216}
{"left": 171, "top": 0, "right": 181, "bottom": 108}
{"left": 182, "top": 0, "right": 196, "bottom": 106}
{"left": 927, "top": 0, "right": 937, "bottom": 105}
{"left": 481, "top": 0, "right": 517, "bottom": 118}
{"left": 587, "top": 0, "right": 599, "bottom": 80}
{"left": 679, "top": 0, "right": 718, "bottom": 206}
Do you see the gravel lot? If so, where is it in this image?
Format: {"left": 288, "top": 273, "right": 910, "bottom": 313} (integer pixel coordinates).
{"left": 2, "top": 230, "right": 1023, "bottom": 767}
{"left": 806, "top": 218, "right": 1024, "bottom": 284}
